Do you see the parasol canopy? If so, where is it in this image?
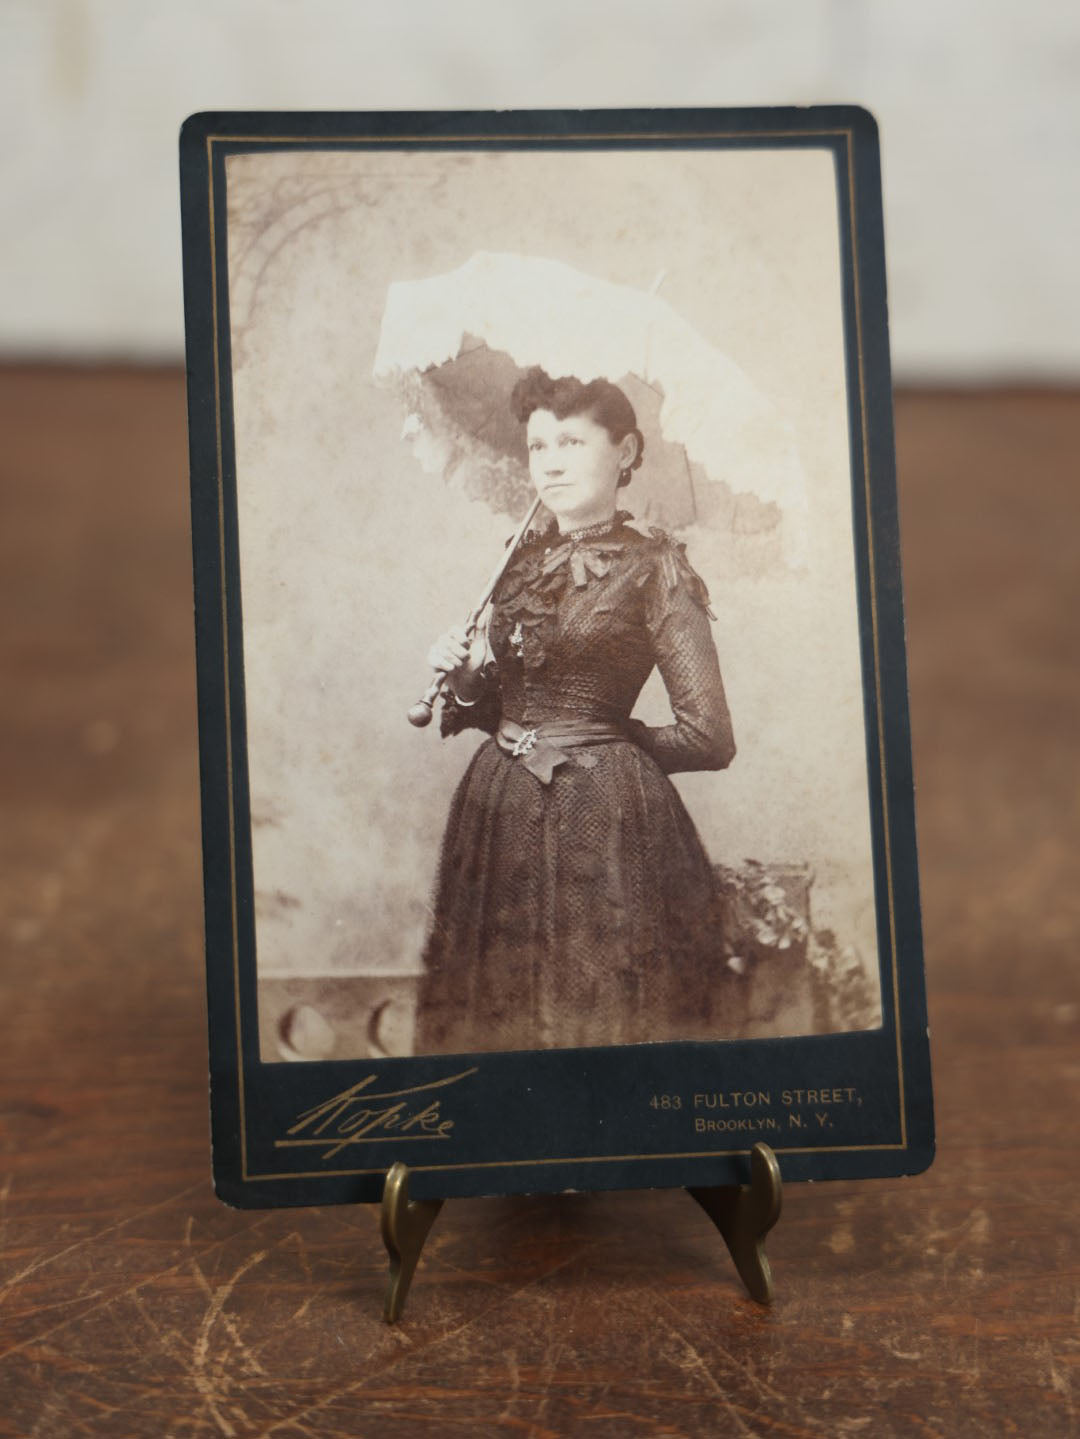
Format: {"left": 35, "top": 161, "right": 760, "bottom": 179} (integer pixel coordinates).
{"left": 374, "top": 251, "right": 808, "bottom": 561}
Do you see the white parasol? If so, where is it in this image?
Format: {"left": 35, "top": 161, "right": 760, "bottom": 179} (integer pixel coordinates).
{"left": 373, "top": 250, "right": 809, "bottom": 561}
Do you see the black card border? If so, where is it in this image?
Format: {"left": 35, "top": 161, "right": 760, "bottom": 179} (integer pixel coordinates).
{"left": 179, "top": 106, "right": 933, "bottom": 1207}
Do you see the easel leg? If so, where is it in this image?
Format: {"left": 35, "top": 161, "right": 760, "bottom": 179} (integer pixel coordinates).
{"left": 687, "top": 1142, "right": 783, "bottom": 1304}
{"left": 380, "top": 1161, "right": 444, "bottom": 1323}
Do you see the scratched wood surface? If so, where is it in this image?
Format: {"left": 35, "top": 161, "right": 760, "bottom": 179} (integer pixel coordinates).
{"left": 0, "top": 369, "right": 1077, "bottom": 1437}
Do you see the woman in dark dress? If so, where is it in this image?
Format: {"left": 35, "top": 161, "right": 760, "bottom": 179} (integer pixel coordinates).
{"left": 414, "top": 369, "right": 735, "bottom": 1055}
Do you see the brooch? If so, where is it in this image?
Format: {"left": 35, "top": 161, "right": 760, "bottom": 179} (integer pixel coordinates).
{"left": 511, "top": 727, "right": 539, "bottom": 757}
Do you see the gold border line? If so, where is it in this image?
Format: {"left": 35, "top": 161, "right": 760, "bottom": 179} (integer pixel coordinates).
{"left": 207, "top": 127, "right": 849, "bottom": 145}
{"left": 204, "top": 124, "right": 909, "bottom": 1185}
{"left": 207, "top": 136, "right": 248, "bottom": 1179}
{"left": 248, "top": 1141, "right": 905, "bottom": 1183}
{"left": 276, "top": 1137, "right": 453, "bottom": 1147}
{"left": 844, "top": 134, "right": 907, "bottom": 1149}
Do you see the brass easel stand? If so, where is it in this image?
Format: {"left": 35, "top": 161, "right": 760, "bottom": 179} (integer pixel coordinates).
{"left": 688, "top": 1141, "right": 782, "bottom": 1304}
{"left": 380, "top": 1142, "right": 782, "bottom": 1323}
{"left": 380, "top": 1162, "right": 445, "bottom": 1323}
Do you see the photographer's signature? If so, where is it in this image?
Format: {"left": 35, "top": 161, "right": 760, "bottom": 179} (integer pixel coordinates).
{"left": 276, "top": 1067, "right": 478, "bottom": 1160}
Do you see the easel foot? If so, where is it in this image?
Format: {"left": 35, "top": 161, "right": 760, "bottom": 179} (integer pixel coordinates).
{"left": 687, "top": 1142, "right": 783, "bottom": 1304}
{"left": 380, "top": 1161, "right": 444, "bottom": 1323}
{"left": 379, "top": 1145, "right": 781, "bottom": 1321}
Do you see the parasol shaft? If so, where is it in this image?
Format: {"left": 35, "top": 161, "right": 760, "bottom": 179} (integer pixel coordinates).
{"left": 469, "top": 494, "right": 542, "bottom": 617}
{"left": 408, "top": 496, "right": 542, "bottom": 727}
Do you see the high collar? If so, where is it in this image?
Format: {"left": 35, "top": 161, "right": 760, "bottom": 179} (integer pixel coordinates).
{"left": 558, "top": 510, "right": 633, "bottom": 544}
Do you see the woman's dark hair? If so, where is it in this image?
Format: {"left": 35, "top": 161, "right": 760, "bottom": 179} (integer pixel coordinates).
{"left": 509, "top": 367, "right": 645, "bottom": 486}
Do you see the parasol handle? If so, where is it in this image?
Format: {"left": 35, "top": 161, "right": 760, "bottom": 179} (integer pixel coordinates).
{"left": 407, "top": 496, "right": 542, "bottom": 728}
{"left": 405, "top": 603, "right": 482, "bottom": 727}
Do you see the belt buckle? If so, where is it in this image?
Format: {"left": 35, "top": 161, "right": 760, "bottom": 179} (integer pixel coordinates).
{"left": 511, "top": 727, "right": 538, "bottom": 758}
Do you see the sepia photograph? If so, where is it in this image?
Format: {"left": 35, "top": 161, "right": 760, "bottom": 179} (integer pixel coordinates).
{"left": 182, "top": 108, "right": 930, "bottom": 1203}
{"left": 222, "top": 140, "right": 883, "bottom": 1065}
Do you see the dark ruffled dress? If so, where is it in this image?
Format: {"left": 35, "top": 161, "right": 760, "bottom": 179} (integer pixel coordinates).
{"left": 414, "top": 511, "right": 736, "bottom": 1055}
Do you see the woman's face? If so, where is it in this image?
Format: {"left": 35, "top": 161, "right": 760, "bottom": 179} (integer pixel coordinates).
{"left": 525, "top": 407, "right": 636, "bottom": 531}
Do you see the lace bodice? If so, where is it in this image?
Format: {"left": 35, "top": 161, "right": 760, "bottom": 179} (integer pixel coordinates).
{"left": 441, "top": 514, "right": 735, "bottom": 774}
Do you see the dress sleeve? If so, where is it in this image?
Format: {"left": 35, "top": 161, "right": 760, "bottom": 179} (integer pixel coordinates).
{"left": 626, "top": 537, "right": 736, "bottom": 774}
{"left": 439, "top": 665, "right": 502, "bottom": 738}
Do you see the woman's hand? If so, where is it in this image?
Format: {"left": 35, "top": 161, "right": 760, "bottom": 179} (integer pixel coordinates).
{"left": 427, "top": 624, "right": 487, "bottom": 702}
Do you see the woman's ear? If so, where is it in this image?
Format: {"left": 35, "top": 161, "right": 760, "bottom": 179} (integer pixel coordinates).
{"left": 618, "top": 432, "right": 639, "bottom": 472}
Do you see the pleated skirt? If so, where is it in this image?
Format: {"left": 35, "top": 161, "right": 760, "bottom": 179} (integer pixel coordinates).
{"left": 414, "top": 738, "right": 724, "bottom": 1054}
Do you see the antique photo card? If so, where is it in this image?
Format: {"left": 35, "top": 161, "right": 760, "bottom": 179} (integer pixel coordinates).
{"left": 180, "top": 108, "right": 933, "bottom": 1206}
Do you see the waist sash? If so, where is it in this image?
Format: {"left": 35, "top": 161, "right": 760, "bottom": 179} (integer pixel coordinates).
{"left": 495, "top": 717, "right": 628, "bottom": 785}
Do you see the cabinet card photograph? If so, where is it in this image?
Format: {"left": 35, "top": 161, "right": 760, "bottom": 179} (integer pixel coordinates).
{"left": 180, "top": 108, "right": 933, "bottom": 1206}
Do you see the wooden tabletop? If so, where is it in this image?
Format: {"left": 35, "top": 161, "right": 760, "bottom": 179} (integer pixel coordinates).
{"left": 1, "top": 369, "right": 1077, "bottom": 1437}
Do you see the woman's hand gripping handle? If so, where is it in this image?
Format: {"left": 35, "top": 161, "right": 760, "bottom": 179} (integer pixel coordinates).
{"left": 407, "top": 618, "right": 487, "bottom": 727}
{"left": 407, "top": 495, "right": 542, "bottom": 729}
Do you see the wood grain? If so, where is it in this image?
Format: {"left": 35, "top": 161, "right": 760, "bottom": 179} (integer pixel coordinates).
{"left": 0, "top": 369, "right": 1077, "bottom": 1437}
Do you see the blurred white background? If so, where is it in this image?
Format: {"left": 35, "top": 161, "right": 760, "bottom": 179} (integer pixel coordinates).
{"left": 2, "top": 0, "right": 1078, "bottom": 380}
